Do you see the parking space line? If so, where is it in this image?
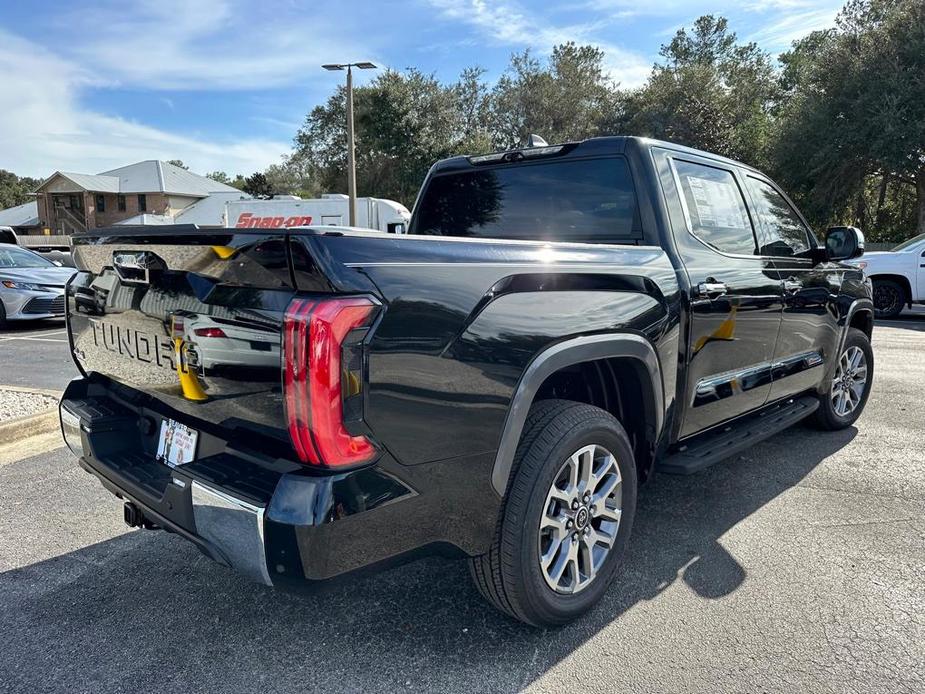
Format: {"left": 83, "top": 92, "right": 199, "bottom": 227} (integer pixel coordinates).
{"left": 10, "top": 328, "right": 67, "bottom": 337}
{"left": 0, "top": 330, "right": 68, "bottom": 341}
{"left": 0, "top": 336, "right": 67, "bottom": 343}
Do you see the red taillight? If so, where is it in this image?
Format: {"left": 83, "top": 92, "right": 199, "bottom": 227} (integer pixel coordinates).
{"left": 283, "top": 296, "right": 378, "bottom": 467}
{"left": 194, "top": 327, "right": 227, "bottom": 338}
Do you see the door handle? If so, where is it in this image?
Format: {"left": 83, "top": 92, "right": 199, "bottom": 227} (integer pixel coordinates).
{"left": 697, "top": 280, "right": 728, "bottom": 298}
{"left": 783, "top": 277, "right": 803, "bottom": 294}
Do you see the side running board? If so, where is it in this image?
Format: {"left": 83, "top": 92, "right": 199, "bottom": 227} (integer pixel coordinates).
{"left": 657, "top": 396, "right": 820, "bottom": 475}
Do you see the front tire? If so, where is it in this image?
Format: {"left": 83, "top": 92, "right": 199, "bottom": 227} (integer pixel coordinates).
{"left": 469, "top": 399, "right": 637, "bottom": 627}
{"left": 813, "top": 327, "right": 874, "bottom": 430}
{"left": 872, "top": 279, "right": 905, "bottom": 319}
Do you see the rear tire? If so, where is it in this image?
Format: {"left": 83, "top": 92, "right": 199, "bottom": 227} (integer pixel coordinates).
{"left": 813, "top": 328, "right": 874, "bottom": 430}
{"left": 469, "top": 399, "right": 637, "bottom": 627}
{"left": 872, "top": 279, "right": 905, "bottom": 319}
{"left": 0, "top": 300, "right": 7, "bottom": 329}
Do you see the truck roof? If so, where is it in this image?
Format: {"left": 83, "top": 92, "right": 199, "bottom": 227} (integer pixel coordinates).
{"left": 429, "top": 135, "right": 762, "bottom": 176}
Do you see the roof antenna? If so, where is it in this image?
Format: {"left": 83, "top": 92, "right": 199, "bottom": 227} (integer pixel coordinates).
{"left": 525, "top": 134, "right": 548, "bottom": 148}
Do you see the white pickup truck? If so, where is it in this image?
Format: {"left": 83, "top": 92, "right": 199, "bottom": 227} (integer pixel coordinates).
{"left": 850, "top": 232, "right": 925, "bottom": 318}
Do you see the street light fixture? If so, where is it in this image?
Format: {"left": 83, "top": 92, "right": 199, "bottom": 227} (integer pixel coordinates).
{"left": 322, "top": 61, "right": 378, "bottom": 226}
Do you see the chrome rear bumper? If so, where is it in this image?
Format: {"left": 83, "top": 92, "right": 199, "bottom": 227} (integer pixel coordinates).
{"left": 191, "top": 481, "right": 271, "bottom": 585}
{"left": 60, "top": 397, "right": 272, "bottom": 587}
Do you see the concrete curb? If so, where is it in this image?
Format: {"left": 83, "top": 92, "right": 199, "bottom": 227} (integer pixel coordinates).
{"left": 0, "top": 386, "right": 62, "bottom": 445}
{"left": 0, "top": 384, "right": 62, "bottom": 398}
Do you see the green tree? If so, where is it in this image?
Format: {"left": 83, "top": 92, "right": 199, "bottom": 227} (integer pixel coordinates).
{"left": 625, "top": 16, "right": 778, "bottom": 169}
{"left": 487, "top": 43, "right": 624, "bottom": 149}
{"left": 165, "top": 159, "right": 189, "bottom": 170}
{"left": 264, "top": 154, "right": 320, "bottom": 198}
{"left": 243, "top": 172, "right": 273, "bottom": 197}
{"left": 283, "top": 11, "right": 925, "bottom": 243}
{"left": 206, "top": 170, "right": 231, "bottom": 184}
{"left": 773, "top": 0, "right": 925, "bottom": 239}
{"left": 208, "top": 171, "right": 248, "bottom": 191}
{"left": 0, "top": 170, "right": 43, "bottom": 210}
{"left": 294, "top": 67, "right": 494, "bottom": 206}
{"left": 293, "top": 51, "right": 626, "bottom": 206}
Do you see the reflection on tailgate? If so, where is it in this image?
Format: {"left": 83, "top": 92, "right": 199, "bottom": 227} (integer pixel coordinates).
{"left": 66, "top": 236, "right": 295, "bottom": 438}
{"left": 88, "top": 319, "right": 176, "bottom": 372}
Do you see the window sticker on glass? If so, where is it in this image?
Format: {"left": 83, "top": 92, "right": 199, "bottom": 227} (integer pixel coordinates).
{"left": 684, "top": 175, "right": 748, "bottom": 230}
{"left": 675, "top": 160, "right": 756, "bottom": 256}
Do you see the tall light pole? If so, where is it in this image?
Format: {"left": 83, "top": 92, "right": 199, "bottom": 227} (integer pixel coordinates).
{"left": 322, "top": 61, "right": 377, "bottom": 227}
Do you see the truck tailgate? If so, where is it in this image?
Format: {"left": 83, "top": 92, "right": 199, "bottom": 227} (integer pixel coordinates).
{"left": 67, "top": 230, "right": 298, "bottom": 447}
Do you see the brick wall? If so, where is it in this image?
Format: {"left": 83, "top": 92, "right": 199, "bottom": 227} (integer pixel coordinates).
{"left": 87, "top": 192, "right": 170, "bottom": 227}
{"left": 35, "top": 191, "right": 174, "bottom": 231}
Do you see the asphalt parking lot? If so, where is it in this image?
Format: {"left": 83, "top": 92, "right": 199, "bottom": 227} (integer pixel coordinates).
{"left": 0, "top": 319, "right": 78, "bottom": 391}
{"left": 1, "top": 315, "right": 924, "bottom": 693}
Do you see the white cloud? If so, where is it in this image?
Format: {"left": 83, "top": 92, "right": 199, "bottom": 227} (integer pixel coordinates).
{"left": 574, "top": 0, "right": 842, "bottom": 56}
{"left": 0, "top": 29, "right": 289, "bottom": 178}
{"left": 427, "top": 0, "right": 652, "bottom": 87}
{"left": 585, "top": 0, "right": 824, "bottom": 14}
{"left": 746, "top": 7, "right": 840, "bottom": 50}
{"left": 54, "top": 0, "right": 374, "bottom": 91}
{"left": 0, "top": 0, "right": 845, "bottom": 181}
{"left": 742, "top": 0, "right": 817, "bottom": 9}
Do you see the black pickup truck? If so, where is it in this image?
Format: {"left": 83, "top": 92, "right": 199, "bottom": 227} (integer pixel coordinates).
{"left": 59, "top": 136, "right": 874, "bottom": 627}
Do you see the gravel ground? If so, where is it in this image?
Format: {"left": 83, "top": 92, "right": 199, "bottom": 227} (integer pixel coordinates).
{"left": 0, "top": 320, "right": 923, "bottom": 694}
{"left": 0, "top": 388, "right": 57, "bottom": 422}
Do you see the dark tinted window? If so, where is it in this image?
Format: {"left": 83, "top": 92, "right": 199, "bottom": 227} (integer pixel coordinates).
{"left": 745, "top": 177, "right": 811, "bottom": 256}
{"left": 412, "top": 158, "right": 639, "bottom": 243}
{"left": 674, "top": 160, "right": 756, "bottom": 255}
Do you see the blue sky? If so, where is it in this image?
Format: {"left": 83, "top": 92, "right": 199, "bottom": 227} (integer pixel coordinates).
{"left": 0, "top": 0, "right": 844, "bottom": 179}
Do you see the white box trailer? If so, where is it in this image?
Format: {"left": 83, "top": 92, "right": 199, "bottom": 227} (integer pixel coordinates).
{"left": 225, "top": 194, "right": 410, "bottom": 233}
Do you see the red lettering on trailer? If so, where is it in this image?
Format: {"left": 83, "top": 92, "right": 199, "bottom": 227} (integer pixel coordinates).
{"left": 234, "top": 213, "right": 314, "bottom": 228}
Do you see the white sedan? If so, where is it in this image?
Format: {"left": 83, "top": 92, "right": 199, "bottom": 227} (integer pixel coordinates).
{"left": 849, "top": 232, "right": 925, "bottom": 318}
{"left": 0, "top": 244, "right": 76, "bottom": 327}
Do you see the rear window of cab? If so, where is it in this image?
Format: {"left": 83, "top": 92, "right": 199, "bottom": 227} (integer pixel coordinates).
{"left": 411, "top": 157, "right": 641, "bottom": 244}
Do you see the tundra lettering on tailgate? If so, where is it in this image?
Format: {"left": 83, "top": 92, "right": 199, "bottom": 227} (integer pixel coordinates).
{"left": 89, "top": 319, "right": 176, "bottom": 371}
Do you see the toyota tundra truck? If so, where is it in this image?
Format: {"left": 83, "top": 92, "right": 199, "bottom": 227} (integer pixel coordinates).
{"left": 59, "top": 136, "right": 874, "bottom": 627}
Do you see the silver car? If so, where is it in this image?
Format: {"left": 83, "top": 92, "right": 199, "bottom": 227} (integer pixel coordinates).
{"left": 0, "top": 243, "right": 76, "bottom": 327}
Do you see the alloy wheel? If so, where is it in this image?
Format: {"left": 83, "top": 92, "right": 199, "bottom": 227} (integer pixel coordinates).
{"left": 538, "top": 444, "right": 622, "bottom": 594}
{"left": 830, "top": 345, "right": 868, "bottom": 417}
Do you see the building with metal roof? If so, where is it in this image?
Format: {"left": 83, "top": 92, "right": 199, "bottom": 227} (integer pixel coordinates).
{"left": 97, "top": 161, "right": 240, "bottom": 197}
{"left": 31, "top": 160, "right": 243, "bottom": 235}
{"left": 0, "top": 200, "right": 40, "bottom": 230}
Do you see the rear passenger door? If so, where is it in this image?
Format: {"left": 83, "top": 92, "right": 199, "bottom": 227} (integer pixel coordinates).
{"left": 657, "top": 151, "right": 784, "bottom": 438}
{"left": 742, "top": 174, "right": 839, "bottom": 401}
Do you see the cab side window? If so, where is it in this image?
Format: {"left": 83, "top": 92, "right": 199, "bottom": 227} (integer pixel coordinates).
{"left": 745, "top": 177, "right": 812, "bottom": 257}
{"left": 674, "top": 160, "right": 757, "bottom": 256}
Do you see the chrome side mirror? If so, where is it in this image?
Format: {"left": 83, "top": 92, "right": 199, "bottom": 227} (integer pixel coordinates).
{"left": 825, "top": 226, "right": 865, "bottom": 261}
